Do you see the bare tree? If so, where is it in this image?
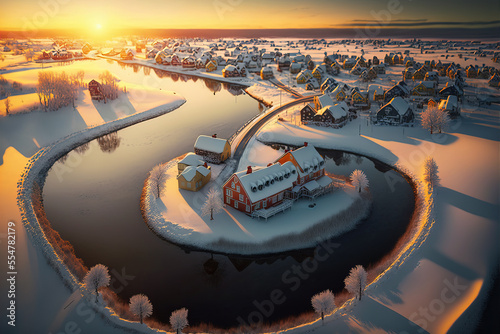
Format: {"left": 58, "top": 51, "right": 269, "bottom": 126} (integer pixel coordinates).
{"left": 422, "top": 156, "right": 440, "bottom": 190}
{"left": 350, "top": 169, "right": 369, "bottom": 193}
{"left": 421, "top": 106, "right": 448, "bottom": 134}
{"left": 344, "top": 265, "right": 367, "bottom": 301}
{"left": 83, "top": 264, "right": 111, "bottom": 303}
{"left": 4, "top": 91, "right": 11, "bottom": 115}
{"left": 170, "top": 308, "right": 188, "bottom": 334}
{"left": 129, "top": 294, "right": 153, "bottom": 324}
{"left": 150, "top": 163, "right": 169, "bottom": 198}
{"left": 201, "top": 188, "right": 224, "bottom": 220}
{"left": 311, "top": 290, "right": 335, "bottom": 324}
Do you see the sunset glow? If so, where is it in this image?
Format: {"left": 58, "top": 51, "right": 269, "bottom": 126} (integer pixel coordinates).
{"left": 0, "top": 0, "right": 499, "bottom": 36}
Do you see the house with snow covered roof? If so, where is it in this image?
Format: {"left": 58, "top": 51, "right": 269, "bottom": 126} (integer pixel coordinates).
{"left": 330, "top": 84, "right": 348, "bottom": 101}
{"left": 309, "top": 103, "right": 349, "bottom": 128}
{"left": 376, "top": 97, "right": 414, "bottom": 125}
{"left": 384, "top": 81, "right": 410, "bottom": 102}
{"left": 260, "top": 66, "right": 273, "bottom": 80}
{"left": 177, "top": 165, "right": 211, "bottom": 192}
{"left": 178, "top": 152, "right": 205, "bottom": 174}
{"left": 439, "top": 82, "right": 463, "bottom": 98}
{"left": 276, "top": 144, "right": 333, "bottom": 197}
{"left": 411, "top": 81, "right": 436, "bottom": 96}
{"left": 438, "top": 95, "right": 460, "bottom": 118}
{"left": 223, "top": 144, "right": 333, "bottom": 218}
{"left": 194, "top": 135, "right": 231, "bottom": 164}
{"left": 488, "top": 73, "right": 500, "bottom": 87}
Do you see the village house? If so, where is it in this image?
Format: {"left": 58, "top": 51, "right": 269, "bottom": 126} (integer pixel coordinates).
{"left": 177, "top": 165, "right": 211, "bottom": 192}
{"left": 88, "top": 79, "right": 104, "bottom": 101}
{"left": 489, "top": 73, "right": 500, "bottom": 87}
{"left": 194, "top": 135, "right": 231, "bottom": 164}
{"left": 205, "top": 60, "right": 217, "bottom": 72}
{"left": 177, "top": 152, "right": 204, "bottom": 174}
{"left": 260, "top": 66, "right": 273, "bottom": 80}
{"left": 222, "top": 64, "right": 240, "bottom": 78}
{"left": 411, "top": 81, "right": 437, "bottom": 96}
{"left": 296, "top": 69, "right": 313, "bottom": 84}
{"left": 424, "top": 71, "right": 439, "bottom": 83}
{"left": 301, "top": 102, "right": 349, "bottom": 128}
{"left": 330, "top": 84, "right": 349, "bottom": 101}
{"left": 439, "top": 82, "right": 463, "bottom": 98}
{"left": 182, "top": 56, "right": 196, "bottom": 69}
{"left": 120, "top": 48, "right": 134, "bottom": 60}
{"left": 438, "top": 95, "right": 460, "bottom": 118}
{"left": 412, "top": 66, "right": 427, "bottom": 81}
{"left": 384, "top": 81, "right": 410, "bottom": 101}
{"left": 376, "top": 96, "right": 414, "bottom": 125}
{"left": 223, "top": 144, "right": 333, "bottom": 218}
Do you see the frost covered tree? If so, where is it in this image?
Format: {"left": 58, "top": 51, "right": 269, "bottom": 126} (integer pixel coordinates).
{"left": 170, "top": 308, "right": 188, "bottom": 334}
{"left": 350, "top": 170, "right": 369, "bottom": 193}
{"left": 201, "top": 188, "right": 224, "bottom": 220}
{"left": 83, "top": 264, "right": 111, "bottom": 303}
{"left": 149, "top": 163, "right": 168, "bottom": 198}
{"left": 129, "top": 294, "right": 153, "bottom": 324}
{"left": 344, "top": 265, "right": 367, "bottom": 301}
{"left": 311, "top": 289, "right": 335, "bottom": 324}
{"left": 99, "top": 70, "right": 120, "bottom": 101}
{"left": 421, "top": 106, "right": 448, "bottom": 134}
{"left": 422, "top": 156, "right": 440, "bottom": 189}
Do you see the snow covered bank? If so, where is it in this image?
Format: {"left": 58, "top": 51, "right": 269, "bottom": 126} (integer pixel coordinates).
{"left": 141, "top": 154, "right": 371, "bottom": 255}
{"left": 14, "top": 93, "right": 185, "bottom": 333}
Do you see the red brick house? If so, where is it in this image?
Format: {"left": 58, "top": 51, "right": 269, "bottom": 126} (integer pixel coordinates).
{"left": 88, "top": 79, "right": 104, "bottom": 101}
{"left": 223, "top": 144, "right": 333, "bottom": 218}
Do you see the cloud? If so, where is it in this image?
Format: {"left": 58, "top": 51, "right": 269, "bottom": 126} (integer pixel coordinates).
{"left": 340, "top": 19, "right": 500, "bottom": 27}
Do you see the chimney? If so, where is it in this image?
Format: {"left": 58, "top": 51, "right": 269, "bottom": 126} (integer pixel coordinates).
{"left": 204, "top": 162, "right": 208, "bottom": 168}
{"left": 212, "top": 134, "right": 217, "bottom": 138}
{"left": 284, "top": 149, "right": 289, "bottom": 153}
{"left": 304, "top": 141, "right": 308, "bottom": 147}
{"left": 246, "top": 166, "right": 252, "bottom": 174}
{"left": 267, "top": 163, "right": 272, "bottom": 167}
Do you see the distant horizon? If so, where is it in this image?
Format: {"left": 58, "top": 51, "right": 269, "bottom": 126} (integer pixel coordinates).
{"left": 1, "top": 27, "right": 500, "bottom": 41}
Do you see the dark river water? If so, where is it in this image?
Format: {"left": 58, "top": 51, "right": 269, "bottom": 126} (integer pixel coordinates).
{"left": 43, "top": 60, "right": 415, "bottom": 329}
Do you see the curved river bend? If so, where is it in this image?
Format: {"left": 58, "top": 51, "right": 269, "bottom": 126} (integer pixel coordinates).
{"left": 43, "top": 60, "right": 414, "bottom": 328}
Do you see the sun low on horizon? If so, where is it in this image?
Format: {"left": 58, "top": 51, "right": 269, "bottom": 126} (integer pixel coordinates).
{"left": 0, "top": 0, "right": 499, "bottom": 35}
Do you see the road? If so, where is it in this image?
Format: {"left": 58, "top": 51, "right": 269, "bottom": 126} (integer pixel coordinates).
{"left": 232, "top": 95, "right": 315, "bottom": 161}
{"left": 269, "top": 77, "right": 304, "bottom": 98}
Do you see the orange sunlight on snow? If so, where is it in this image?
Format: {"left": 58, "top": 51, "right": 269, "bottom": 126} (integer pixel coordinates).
{"left": 437, "top": 279, "right": 483, "bottom": 333}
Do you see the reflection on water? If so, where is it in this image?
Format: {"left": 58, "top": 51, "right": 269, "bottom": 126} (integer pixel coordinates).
{"left": 96, "top": 132, "right": 121, "bottom": 153}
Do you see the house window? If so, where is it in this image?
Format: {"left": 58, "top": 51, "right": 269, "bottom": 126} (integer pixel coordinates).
{"left": 256, "top": 202, "right": 260, "bottom": 210}
{"left": 235, "top": 201, "right": 238, "bottom": 209}
{"left": 263, "top": 201, "right": 267, "bottom": 208}
{"left": 239, "top": 194, "right": 244, "bottom": 202}
{"left": 278, "top": 193, "right": 283, "bottom": 201}
{"left": 226, "top": 197, "right": 230, "bottom": 204}
{"left": 246, "top": 205, "right": 250, "bottom": 212}
{"left": 226, "top": 189, "right": 232, "bottom": 197}
{"left": 272, "top": 195, "right": 277, "bottom": 204}
{"left": 236, "top": 186, "right": 240, "bottom": 193}
{"left": 232, "top": 182, "right": 235, "bottom": 189}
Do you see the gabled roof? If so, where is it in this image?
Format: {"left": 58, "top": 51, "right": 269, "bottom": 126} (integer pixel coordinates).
{"left": 316, "top": 94, "right": 335, "bottom": 109}
{"left": 438, "top": 95, "right": 458, "bottom": 110}
{"left": 194, "top": 135, "right": 228, "bottom": 154}
{"left": 386, "top": 97, "right": 410, "bottom": 116}
{"left": 179, "top": 152, "right": 204, "bottom": 167}
{"left": 235, "top": 162, "right": 297, "bottom": 203}
{"left": 178, "top": 165, "right": 210, "bottom": 182}
{"left": 281, "top": 145, "right": 325, "bottom": 178}
{"left": 318, "top": 103, "right": 348, "bottom": 119}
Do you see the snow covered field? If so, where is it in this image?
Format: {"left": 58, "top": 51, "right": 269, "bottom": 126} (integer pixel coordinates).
{"left": 1, "top": 37, "right": 499, "bottom": 333}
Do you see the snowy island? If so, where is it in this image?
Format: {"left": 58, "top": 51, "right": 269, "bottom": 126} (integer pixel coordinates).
{"left": 141, "top": 139, "right": 372, "bottom": 255}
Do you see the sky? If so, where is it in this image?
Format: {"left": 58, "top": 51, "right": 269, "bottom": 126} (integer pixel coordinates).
{"left": 0, "top": 0, "right": 499, "bottom": 35}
